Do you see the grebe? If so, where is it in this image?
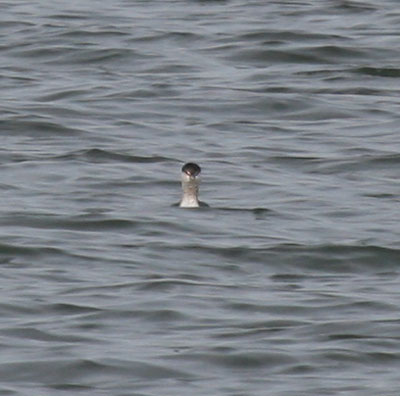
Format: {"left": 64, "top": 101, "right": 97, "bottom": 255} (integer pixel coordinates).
{"left": 179, "top": 163, "right": 208, "bottom": 208}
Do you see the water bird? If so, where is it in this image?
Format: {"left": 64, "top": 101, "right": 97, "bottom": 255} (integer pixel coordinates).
{"left": 179, "top": 162, "right": 208, "bottom": 208}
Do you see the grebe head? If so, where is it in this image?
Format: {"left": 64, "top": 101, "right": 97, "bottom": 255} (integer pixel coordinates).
{"left": 181, "top": 162, "right": 201, "bottom": 181}
{"left": 180, "top": 162, "right": 202, "bottom": 208}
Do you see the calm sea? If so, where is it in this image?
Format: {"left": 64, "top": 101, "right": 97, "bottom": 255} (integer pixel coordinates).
{"left": 1, "top": 1, "right": 400, "bottom": 395}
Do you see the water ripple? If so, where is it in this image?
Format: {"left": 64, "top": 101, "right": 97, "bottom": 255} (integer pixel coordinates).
{"left": 1, "top": 1, "right": 400, "bottom": 395}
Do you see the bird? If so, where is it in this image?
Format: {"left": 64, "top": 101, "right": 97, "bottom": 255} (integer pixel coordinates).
{"left": 179, "top": 162, "right": 208, "bottom": 208}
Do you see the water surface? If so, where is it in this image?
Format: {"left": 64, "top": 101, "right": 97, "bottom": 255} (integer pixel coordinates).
{"left": 1, "top": 1, "right": 400, "bottom": 395}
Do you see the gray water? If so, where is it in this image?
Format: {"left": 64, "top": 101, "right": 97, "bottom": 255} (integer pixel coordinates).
{"left": 1, "top": 1, "right": 400, "bottom": 395}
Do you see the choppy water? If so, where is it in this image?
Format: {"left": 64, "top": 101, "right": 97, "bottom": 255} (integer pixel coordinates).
{"left": 1, "top": 1, "right": 400, "bottom": 395}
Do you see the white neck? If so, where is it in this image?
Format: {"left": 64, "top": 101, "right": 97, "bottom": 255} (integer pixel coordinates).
{"left": 180, "top": 177, "right": 200, "bottom": 208}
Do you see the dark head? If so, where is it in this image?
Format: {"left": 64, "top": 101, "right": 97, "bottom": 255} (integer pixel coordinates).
{"left": 182, "top": 162, "right": 201, "bottom": 178}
